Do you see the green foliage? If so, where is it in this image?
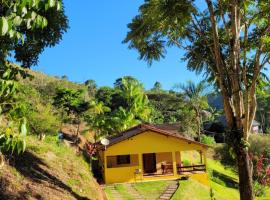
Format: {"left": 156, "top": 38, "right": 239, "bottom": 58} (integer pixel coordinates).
{"left": 0, "top": 63, "right": 30, "bottom": 155}
{"left": 213, "top": 144, "right": 236, "bottom": 167}
{"left": 86, "top": 77, "right": 152, "bottom": 138}
{"left": 256, "top": 81, "right": 270, "bottom": 133}
{"left": 0, "top": 118, "right": 27, "bottom": 155}
{"left": 84, "top": 79, "right": 97, "bottom": 97}
{"left": 0, "top": 0, "right": 68, "bottom": 67}
{"left": 201, "top": 134, "right": 216, "bottom": 146}
{"left": 151, "top": 81, "right": 163, "bottom": 92}
{"left": 53, "top": 88, "right": 89, "bottom": 117}
{"left": 253, "top": 181, "right": 266, "bottom": 197}
{"left": 249, "top": 135, "right": 270, "bottom": 162}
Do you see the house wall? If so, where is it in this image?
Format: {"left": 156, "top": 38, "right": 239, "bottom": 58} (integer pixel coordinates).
{"left": 103, "top": 131, "right": 208, "bottom": 185}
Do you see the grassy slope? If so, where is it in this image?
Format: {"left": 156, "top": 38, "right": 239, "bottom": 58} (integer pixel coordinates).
{"left": 207, "top": 159, "right": 270, "bottom": 200}
{"left": 0, "top": 135, "right": 103, "bottom": 200}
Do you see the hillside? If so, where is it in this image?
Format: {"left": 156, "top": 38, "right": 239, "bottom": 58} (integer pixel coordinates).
{"left": 0, "top": 134, "right": 105, "bottom": 200}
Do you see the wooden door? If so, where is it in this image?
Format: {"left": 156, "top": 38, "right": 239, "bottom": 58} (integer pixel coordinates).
{"left": 143, "top": 153, "right": 157, "bottom": 173}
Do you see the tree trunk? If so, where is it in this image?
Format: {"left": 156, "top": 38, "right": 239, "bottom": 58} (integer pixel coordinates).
{"left": 236, "top": 146, "right": 254, "bottom": 200}
{"left": 76, "top": 121, "right": 80, "bottom": 142}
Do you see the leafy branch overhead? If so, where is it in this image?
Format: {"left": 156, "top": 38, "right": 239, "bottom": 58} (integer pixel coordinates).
{"left": 0, "top": 0, "right": 68, "bottom": 67}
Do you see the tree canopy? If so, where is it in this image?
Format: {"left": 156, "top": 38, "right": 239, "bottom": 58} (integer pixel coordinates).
{"left": 124, "top": 1, "right": 270, "bottom": 199}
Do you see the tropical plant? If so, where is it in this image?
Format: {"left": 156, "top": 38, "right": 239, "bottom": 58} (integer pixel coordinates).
{"left": 201, "top": 134, "right": 216, "bottom": 146}
{"left": 175, "top": 81, "right": 209, "bottom": 140}
{"left": 0, "top": 64, "right": 29, "bottom": 155}
{"left": 124, "top": 1, "right": 270, "bottom": 198}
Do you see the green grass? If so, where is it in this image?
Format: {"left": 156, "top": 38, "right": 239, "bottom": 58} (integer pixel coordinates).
{"left": 115, "top": 184, "right": 135, "bottom": 200}
{"left": 134, "top": 180, "right": 172, "bottom": 200}
{"left": 207, "top": 159, "right": 270, "bottom": 200}
{"left": 104, "top": 159, "right": 270, "bottom": 200}
{"left": 207, "top": 158, "right": 240, "bottom": 200}
{"left": 207, "top": 159, "right": 238, "bottom": 181}
{"left": 172, "top": 179, "right": 210, "bottom": 200}
{"left": 104, "top": 181, "right": 171, "bottom": 200}
{"left": 104, "top": 187, "right": 114, "bottom": 200}
{"left": 26, "top": 134, "right": 100, "bottom": 199}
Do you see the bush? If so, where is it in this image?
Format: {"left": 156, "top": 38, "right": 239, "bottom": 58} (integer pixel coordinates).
{"left": 28, "top": 103, "right": 60, "bottom": 139}
{"left": 182, "top": 159, "right": 191, "bottom": 166}
{"left": 201, "top": 134, "right": 216, "bottom": 146}
{"left": 249, "top": 135, "right": 270, "bottom": 160}
{"left": 253, "top": 181, "right": 266, "bottom": 197}
{"left": 213, "top": 144, "right": 236, "bottom": 167}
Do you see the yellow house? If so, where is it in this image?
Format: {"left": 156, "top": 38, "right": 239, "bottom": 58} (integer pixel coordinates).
{"left": 97, "top": 124, "right": 209, "bottom": 185}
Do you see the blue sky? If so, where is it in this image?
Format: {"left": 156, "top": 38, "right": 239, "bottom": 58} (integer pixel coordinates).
{"left": 33, "top": 0, "right": 205, "bottom": 90}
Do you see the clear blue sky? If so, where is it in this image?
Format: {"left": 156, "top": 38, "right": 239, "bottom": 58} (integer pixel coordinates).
{"left": 33, "top": 1, "right": 206, "bottom": 90}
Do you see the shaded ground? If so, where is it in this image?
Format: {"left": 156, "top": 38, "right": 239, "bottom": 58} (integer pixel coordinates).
{"left": 0, "top": 134, "right": 105, "bottom": 200}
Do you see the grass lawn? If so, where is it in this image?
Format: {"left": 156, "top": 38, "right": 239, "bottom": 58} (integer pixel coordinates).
{"left": 104, "top": 180, "right": 171, "bottom": 200}
{"left": 133, "top": 180, "right": 172, "bottom": 200}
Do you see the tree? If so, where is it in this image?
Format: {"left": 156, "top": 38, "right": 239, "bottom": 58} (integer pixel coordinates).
{"left": 123, "top": 1, "right": 270, "bottom": 199}
{"left": 85, "top": 79, "right": 97, "bottom": 97}
{"left": 147, "top": 91, "right": 198, "bottom": 136}
{"left": 256, "top": 81, "right": 270, "bottom": 132}
{"left": 176, "top": 81, "right": 209, "bottom": 141}
{"left": 87, "top": 77, "right": 152, "bottom": 137}
{"left": 112, "top": 77, "right": 152, "bottom": 132}
{"left": 0, "top": 0, "right": 67, "bottom": 157}
{"left": 95, "top": 86, "right": 115, "bottom": 108}
{"left": 53, "top": 88, "right": 89, "bottom": 138}
{"left": 151, "top": 81, "right": 162, "bottom": 92}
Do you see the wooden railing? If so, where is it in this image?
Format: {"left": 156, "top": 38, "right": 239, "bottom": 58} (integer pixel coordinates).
{"left": 177, "top": 164, "right": 206, "bottom": 173}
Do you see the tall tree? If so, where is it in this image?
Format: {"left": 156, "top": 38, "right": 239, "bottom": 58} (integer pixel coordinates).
{"left": 123, "top": 1, "right": 270, "bottom": 199}
{"left": 176, "top": 81, "right": 209, "bottom": 141}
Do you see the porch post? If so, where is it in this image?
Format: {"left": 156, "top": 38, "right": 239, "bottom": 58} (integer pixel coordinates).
{"left": 203, "top": 150, "right": 207, "bottom": 167}
{"left": 172, "top": 151, "right": 177, "bottom": 177}
{"left": 138, "top": 153, "right": 143, "bottom": 180}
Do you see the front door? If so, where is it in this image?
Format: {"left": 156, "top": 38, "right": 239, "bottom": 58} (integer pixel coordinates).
{"left": 143, "top": 153, "right": 157, "bottom": 173}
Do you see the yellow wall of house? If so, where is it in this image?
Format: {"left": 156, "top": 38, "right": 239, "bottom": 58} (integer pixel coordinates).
{"left": 102, "top": 131, "right": 208, "bottom": 185}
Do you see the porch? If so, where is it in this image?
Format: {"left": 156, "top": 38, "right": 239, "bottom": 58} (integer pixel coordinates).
{"left": 104, "top": 150, "right": 207, "bottom": 183}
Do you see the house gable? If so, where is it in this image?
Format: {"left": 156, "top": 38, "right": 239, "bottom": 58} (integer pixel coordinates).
{"left": 105, "top": 130, "right": 207, "bottom": 156}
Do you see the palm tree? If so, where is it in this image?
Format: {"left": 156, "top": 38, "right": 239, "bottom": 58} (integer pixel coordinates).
{"left": 175, "top": 81, "right": 209, "bottom": 141}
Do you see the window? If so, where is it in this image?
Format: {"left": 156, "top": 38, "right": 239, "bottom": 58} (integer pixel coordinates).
{"left": 117, "top": 155, "right": 130, "bottom": 165}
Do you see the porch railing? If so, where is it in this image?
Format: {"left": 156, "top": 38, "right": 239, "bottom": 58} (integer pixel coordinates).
{"left": 177, "top": 164, "right": 206, "bottom": 173}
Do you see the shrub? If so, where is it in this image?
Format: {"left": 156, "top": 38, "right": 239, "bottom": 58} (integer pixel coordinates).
{"left": 213, "top": 144, "right": 236, "bottom": 167}
{"left": 253, "top": 181, "right": 266, "bottom": 197}
{"left": 201, "top": 134, "right": 216, "bottom": 146}
{"left": 28, "top": 103, "right": 60, "bottom": 139}
{"left": 182, "top": 159, "right": 191, "bottom": 166}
